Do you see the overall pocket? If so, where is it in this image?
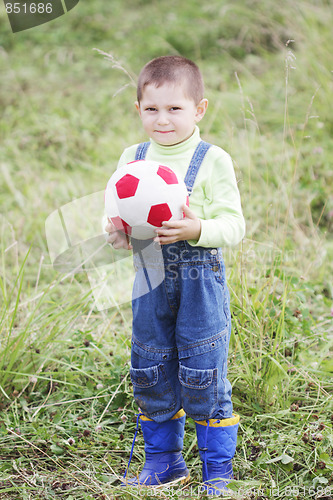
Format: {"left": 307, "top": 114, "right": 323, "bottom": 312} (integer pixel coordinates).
{"left": 130, "top": 364, "right": 177, "bottom": 418}
{"left": 178, "top": 364, "right": 218, "bottom": 420}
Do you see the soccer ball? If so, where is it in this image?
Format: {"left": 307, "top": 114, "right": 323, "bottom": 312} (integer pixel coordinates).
{"left": 105, "top": 160, "right": 189, "bottom": 240}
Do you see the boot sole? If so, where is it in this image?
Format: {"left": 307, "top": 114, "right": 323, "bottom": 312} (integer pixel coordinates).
{"left": 125, "top": 472, "right": 191, "bottom": 490}
{"left": 153, "top": 472, "right": 191, "bottom": 490}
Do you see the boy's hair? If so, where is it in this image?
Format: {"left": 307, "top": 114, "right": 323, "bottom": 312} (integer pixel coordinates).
{"left": 137, "top": 56, "right": 204, "bottom": 105}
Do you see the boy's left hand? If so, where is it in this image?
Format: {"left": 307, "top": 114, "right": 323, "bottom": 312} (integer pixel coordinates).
{"left": 154, "top": 205, "right": 201, "bottom": 245}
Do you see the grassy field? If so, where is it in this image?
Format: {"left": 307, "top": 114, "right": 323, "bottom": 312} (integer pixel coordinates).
{"left": 0, "top": 0, "right": 332, "bottom": 498}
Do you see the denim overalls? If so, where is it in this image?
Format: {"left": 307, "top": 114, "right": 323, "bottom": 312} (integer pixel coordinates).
{"left": 130, "top": 141, "right": 233, "bottom": 423}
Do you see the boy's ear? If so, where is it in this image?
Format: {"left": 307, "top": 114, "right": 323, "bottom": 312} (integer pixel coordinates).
{"left": 135, "top": 101, "right": 141, "bottom": 115}
{"left": 195, "top": 98, "right": 208, "bottom": 123}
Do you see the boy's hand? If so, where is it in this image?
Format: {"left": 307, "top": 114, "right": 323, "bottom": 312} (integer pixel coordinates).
{"left": 154, "top": 205, "right": 201, "bottom": 245}
{"left": 105, "top": 218, "right": 133, "bottom": 250}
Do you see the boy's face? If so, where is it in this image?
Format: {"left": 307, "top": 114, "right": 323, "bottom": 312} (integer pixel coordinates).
{"left": 135, "top": 83, "right": 208, "bottom": 146}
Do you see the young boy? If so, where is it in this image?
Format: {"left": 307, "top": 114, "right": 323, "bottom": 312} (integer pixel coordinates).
{"left": 105, "top": 55, "right": 245, "bottom": 495}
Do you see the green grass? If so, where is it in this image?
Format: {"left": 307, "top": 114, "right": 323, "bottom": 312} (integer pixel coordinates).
{"left": 0, "top": 0, "right": 332, "bottom": 498}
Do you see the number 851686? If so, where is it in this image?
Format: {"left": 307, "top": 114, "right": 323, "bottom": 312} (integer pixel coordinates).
{"left": 6, "top": 3, "right": 53, "bottom": 14}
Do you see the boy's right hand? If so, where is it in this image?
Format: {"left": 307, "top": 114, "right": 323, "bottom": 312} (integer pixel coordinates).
{"left": 105, "top": 218, "right": 133, "bottom": 250}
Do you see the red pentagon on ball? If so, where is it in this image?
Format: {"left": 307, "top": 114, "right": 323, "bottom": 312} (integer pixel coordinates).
{"left": 110, "top": 216, "right": 132, "bottom": 236}
{"left": 157, "top": 165, "right": 178, "bottom": 185}
{"left": 115, "top": 174, "right": 139, "bottom": 199}
{"left": 147, "top": 203, "right": 172, "bottom": 227}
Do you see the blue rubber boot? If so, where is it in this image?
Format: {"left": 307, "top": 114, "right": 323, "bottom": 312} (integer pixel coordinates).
{"left": 195, "top": 415, "right": 240, "bottom": 496}
{"left": 123, "top": 410, "right": 190, "bottom": 488}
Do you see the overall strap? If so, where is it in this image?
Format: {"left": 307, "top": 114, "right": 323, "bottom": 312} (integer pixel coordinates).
{"left": 184, "top": 140, "right": 211, "bottom": 196}
{"left": 135, "top": 142, "right": 150, "bottom": 160}
{"left": 135, "top": 139, "right": 211, "bottom": 196}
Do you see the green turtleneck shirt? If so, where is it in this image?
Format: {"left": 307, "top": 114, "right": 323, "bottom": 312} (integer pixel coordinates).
{"left": 117, "top": 127, "right": 245, "bottom": 248}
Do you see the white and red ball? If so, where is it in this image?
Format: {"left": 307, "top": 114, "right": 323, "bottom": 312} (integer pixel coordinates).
{"left": 105, "top": 160, "right": 189, "bottom": 240}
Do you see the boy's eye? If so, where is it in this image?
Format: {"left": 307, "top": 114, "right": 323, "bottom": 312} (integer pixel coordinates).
{"left": 145, "top": 107, "right": 157, "bottom": 112}
{"left": 170, "top": 107, "right": 181, "bottom": 111}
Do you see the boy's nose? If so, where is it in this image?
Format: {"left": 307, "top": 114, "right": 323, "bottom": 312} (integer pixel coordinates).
{"left": 157, "top": 112, "right": 169, "bottom": 125}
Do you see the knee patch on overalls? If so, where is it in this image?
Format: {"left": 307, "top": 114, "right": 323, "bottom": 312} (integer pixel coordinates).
{"left": 177, "top": 329, "right": 230, "bottom": 421}
{"left": 130, "top": 337, "right": 180, "bottom": 421}
{"left": 130, "top": 364, "right": 177, "bottom": 418}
